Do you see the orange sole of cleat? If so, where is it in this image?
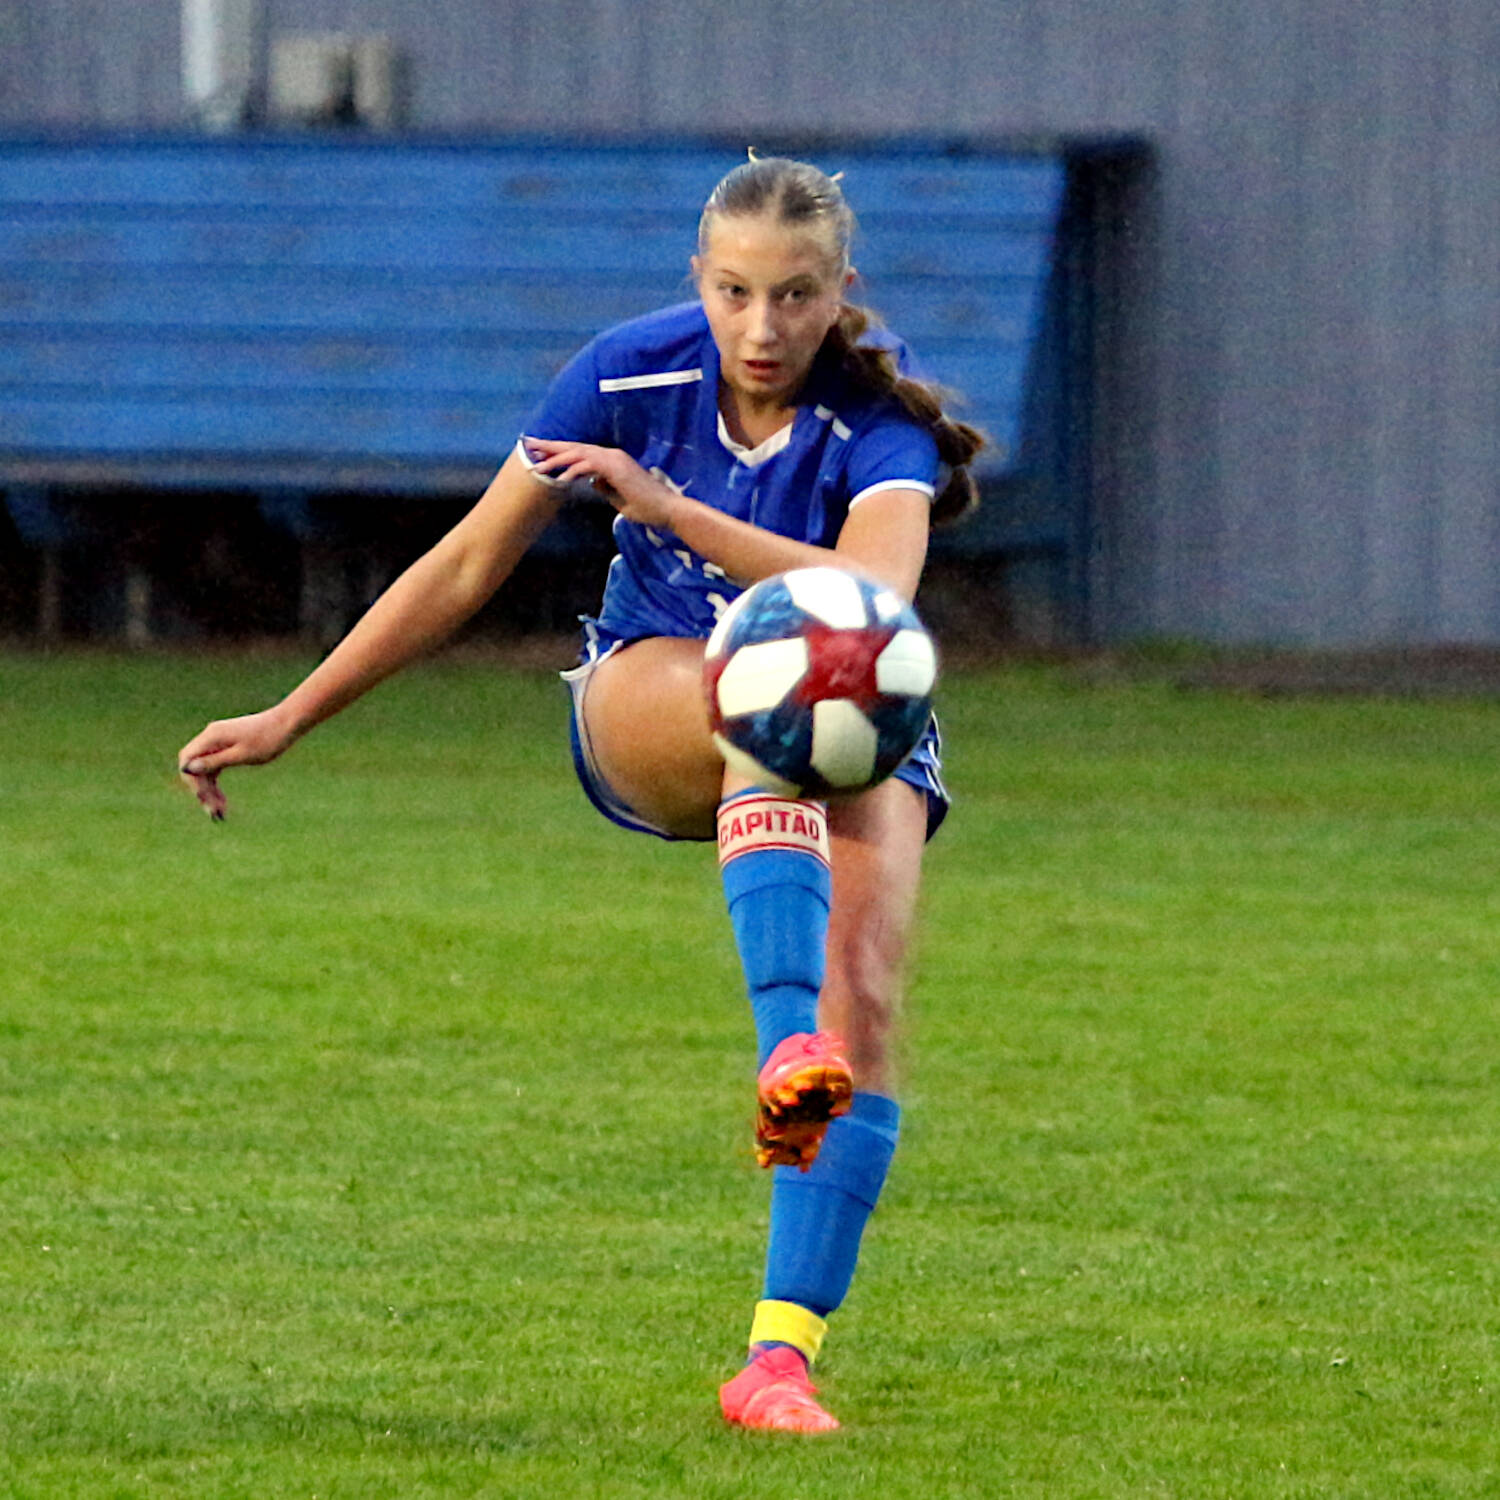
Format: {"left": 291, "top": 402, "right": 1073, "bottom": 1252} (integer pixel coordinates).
{"left": 755, "top": 1035, "right": 855, "bottom": 1170}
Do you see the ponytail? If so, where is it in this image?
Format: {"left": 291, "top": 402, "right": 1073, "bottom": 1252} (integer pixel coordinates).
{"left": 827, "top": 302, "right": 986, "bottom": 526}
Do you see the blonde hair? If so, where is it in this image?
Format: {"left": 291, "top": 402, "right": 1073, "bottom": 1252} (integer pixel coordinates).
{"left": 699, "top": 155, "right": 986, "bottom": 524}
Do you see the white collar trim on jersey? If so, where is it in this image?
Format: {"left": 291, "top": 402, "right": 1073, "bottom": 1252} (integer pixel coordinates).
{"left": 717, "top": 411, "right": 794, "bottom": 467}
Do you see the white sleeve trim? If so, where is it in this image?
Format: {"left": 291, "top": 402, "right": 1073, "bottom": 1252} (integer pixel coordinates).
{"left": 515, "top": 436, "right": 565, "bottom": 486}
{"left": 849, "top": 478, "right": 937, "bottom": 508}
{"left": 598, "top": 368, "right": 703, "bottom": 392}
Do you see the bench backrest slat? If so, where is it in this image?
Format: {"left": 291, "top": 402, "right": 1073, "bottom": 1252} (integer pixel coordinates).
{"left": 0, "top": 141, "right": 1065, "bottom": 218}
{"left": 0, "top": 214, "right": 1055, "bottom": 281}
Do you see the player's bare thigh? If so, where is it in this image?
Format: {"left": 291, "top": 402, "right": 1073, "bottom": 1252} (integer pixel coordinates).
{"left": 821, "top": 777, "right": 928, "bottom": 1095}
{"left": 580, "top": 635, "right": 724, "bottom": 838}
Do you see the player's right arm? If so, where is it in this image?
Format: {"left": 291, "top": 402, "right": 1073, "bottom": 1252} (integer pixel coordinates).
{"left": 178, "top": 453, "right": 560, "bottom": 817}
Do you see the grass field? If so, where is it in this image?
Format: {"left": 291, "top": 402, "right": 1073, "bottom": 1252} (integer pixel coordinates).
{"left": 2, "top": 648, "right": 1499, "bottom": 1498}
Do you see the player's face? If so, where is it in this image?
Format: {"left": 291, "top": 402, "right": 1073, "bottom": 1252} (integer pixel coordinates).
{"left": 694, "top": 215, "right": 848, "bottom": 412}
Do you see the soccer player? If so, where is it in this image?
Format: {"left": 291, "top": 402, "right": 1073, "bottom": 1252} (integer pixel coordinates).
{"left": 178, "top": 155, "right": 984, "bottom": 1433}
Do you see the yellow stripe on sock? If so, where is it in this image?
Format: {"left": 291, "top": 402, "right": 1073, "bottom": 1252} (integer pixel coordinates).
{"left": 750, "top": 1299, "right": 829, "bottom": 1363}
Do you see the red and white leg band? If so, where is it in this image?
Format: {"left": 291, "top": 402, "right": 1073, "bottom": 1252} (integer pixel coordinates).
{"left": 717, "top": 793, "right": 830, "bottom": 869}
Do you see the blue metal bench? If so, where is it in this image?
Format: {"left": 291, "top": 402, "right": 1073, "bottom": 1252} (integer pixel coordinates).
{"left": 0, "top": 135, "right": 1072, "bottom": 639}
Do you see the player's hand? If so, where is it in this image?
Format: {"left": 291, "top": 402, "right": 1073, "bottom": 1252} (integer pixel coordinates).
{"left": 177, "top": 707, "right": 298, "bottom": 821}
{"left": 524, "top": 440, "right": 685, "bottom": 530}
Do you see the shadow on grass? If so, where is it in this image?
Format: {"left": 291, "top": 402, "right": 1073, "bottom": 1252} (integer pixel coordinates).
{"left": 5, "top": 1382, "right": 560, "bottom": 1461}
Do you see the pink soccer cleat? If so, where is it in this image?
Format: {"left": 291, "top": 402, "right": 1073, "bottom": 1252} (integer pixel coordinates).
{"left": 755, "top": 1031, "right": 854, "bottom": 1171}
{"left": 719, "top": 1346, "right": 840, "bottom": 1433}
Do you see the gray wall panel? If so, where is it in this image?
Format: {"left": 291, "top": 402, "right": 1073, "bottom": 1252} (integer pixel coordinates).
{"left": 1286, "top": 7, "right": 1373, "bottom": 645}
{"left": 1434, "top": 1, "right": 1500, "bottom": 641}
{"left": 5, "top": 0, "right": 176, "bottom": 126}
{"left": 4, "top": 0, "right": 1497, "bottom": 645}
{"left": 1363, "top": 1, "right": 1441, "bottom": 643}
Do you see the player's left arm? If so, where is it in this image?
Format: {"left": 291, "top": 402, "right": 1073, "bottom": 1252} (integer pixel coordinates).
{"left": 523, "top": 439, "right": 931, "bottom": 600}
{"left": 830, "top": 487, "right": 930, "bottom": 601}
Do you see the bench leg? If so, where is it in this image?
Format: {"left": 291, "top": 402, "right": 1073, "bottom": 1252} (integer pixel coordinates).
{"left": 124, "top": 566, "right": 153, "bottom": 646}
{"left": 299, "top": 538, "right": 350, "bottom": 650}
{"left": 37, "top": 546, "right": 63, "bottom": 643}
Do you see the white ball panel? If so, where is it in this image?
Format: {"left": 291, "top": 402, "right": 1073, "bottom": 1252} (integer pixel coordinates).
{"left": 875, "top": 629, "right": 937, "bottom": 696}
{"left": 715, "top": 637, "right": 809, "bottom": 717}
{"left": 809, "top": 699, "right": 879, "bottom": 787}
{"left": 784, "top": 566, "right": 868, "bottom": 629}
{"left": 871, "top": 588, "right": 905, "bottom": 623}
{"left": 712, "top": 731, "right": 801, "bottom": 796}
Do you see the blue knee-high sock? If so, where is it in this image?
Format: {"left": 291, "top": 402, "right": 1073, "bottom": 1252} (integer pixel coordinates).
{"left": 761, "top": 1091, "right": 901, "bottom": 1319}
{"left": 718, "top": 793, "right": 830, "bottom": 1068}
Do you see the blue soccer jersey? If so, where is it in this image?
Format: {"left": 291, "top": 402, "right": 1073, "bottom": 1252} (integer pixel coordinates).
{"left": 517, "top": 301, "right": 939, "bottom": 641}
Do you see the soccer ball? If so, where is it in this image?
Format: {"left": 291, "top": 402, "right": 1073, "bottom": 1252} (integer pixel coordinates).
{"left": 703, "top": 566, "right": 937, "bottom": 798}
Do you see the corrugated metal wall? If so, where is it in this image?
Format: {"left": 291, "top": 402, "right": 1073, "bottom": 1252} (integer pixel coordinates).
{"left": 6, "top": 0, "right": 1498, "bottom": 646}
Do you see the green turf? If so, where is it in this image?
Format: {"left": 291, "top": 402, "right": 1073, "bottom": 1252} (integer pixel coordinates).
{"left": 2, "top": 650, "right": 1498, "bottom": 1498}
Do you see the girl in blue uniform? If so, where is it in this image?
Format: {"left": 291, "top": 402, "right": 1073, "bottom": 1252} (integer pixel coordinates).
{"left": 179, "top": 156, "right": 984, "bottom": 1433}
